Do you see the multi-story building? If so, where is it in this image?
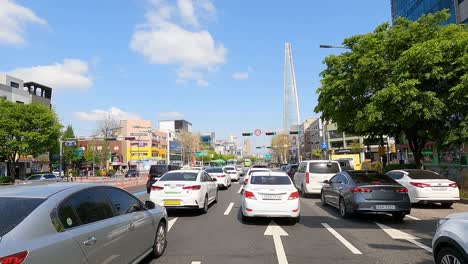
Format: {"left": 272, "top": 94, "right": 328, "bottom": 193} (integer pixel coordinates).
{"left": 299, "top": 118, "right": 318, "bottom": 161}
{"left": 391, "top": 0, "right": 468, "bottom": 24}
{"left": 200, "top": 132, "right": 216, "bottom": 149}
{"left": 214, "top": 139, "right": 237, "bottom": 156}
{"left": 159, "top": 119, "right": 192, "bottom": 134}
{"left": 243, "top": 139, "right": 251, "bottom": 157}
{"left": 0, "top": 74, "right": 52, "bottom": 107}
{"left": 151, "top": 130, "right": 168, "bottom": 162}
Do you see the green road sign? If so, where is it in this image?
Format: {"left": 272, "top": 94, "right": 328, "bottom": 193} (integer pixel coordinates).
{"left": 195, "top": 152, "right": 206, "bottom": 157}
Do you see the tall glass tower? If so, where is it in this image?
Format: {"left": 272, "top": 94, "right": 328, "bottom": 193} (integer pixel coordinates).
{"left": 391, "top": 0, "right": 468, "bottom": 24}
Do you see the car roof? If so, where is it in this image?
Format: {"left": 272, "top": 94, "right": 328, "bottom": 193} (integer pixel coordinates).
{"left": 304, "top": 160, "right": 339, "bottom": 163}
{"left": 167, "top": 169, "right": 200, "bottom": 173}
{"left": 250, "top": 171, "right": 288, "bottom": 177}
{"left": 0, "top": 183, "right": 103, "bottom": 199}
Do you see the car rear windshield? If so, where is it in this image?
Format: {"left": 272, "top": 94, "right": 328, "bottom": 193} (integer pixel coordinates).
{"left": 308, "top": 162, "right": 340, "bottom": 173}
{"left": 224, "top": 167, "right": 235, "bottom": 170}
{"left": 159, "top": 172, "right": 198, "bottom": 181}
{"left": 250, "top": 176, "right": 291, "bottom": 185}
{"left": 150, "top": 165, "right": 168, "bottom": 173}
{"left": 0, "top": 197, "right": 45, "bottom": 237}
{"left": 26, "top": 175, "right": 42, "bottom": 180}
{"left": 290, "top": 165, "right": 298, "bottom": 169}
{"left": 350, "top": 173, "right": 396, "bottom": 184}
{"left": 206, "top": 168, "right": 223, "bottom": 173}
{"left": 406, "top": 170, "right": 446, "bottom": 180}
{"left": 249, "top": 169, "right": 270, "bottom": 175}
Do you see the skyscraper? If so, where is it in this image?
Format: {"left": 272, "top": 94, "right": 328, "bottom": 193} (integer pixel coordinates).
{"left": 391, "top": 0, "right": 468, "bottom": 24}
{"left": 283, "top": 43, "right": 300, "bottom": 131}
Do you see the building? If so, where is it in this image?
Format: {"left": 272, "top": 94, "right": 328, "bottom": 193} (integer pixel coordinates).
{"left": 391, "top": 0, "right": 468, "bottom": 24}
{"left": 299, "top": 118, "right": 318, "bottom": 161}
{"left": 243, "top": 139, "right": 251, "bottom": 157}
{"left": 0, "top": 74, "right": 52, "bottom": 107}
{"left": 214, "top": 139, "right": 237, "bottom": 156}
{"left": 200, "top": 132, "right": 216, "bottom": 149}
{"left": 159, "top": 119, "right": 192, "bottom": 134}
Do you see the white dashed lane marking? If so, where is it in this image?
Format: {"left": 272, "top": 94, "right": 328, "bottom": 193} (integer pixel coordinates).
{"left": 224, "top": 202, "right": 234, "bottom": 215}
{"left": 168, "top": 218, "right": 178, "bottom": 231}
{"left": 322, "top": 223, "right": 363, "bottom": 255}
{"left": 405, "top": 215, "right": 421, "bottom": 220}
{"left": 237, "top": 185, "right": 243, "bottom": 193}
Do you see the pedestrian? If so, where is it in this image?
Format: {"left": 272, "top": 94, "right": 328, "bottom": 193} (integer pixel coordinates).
{"left": 68, "top": 171, "right": 73, "bottom": 182}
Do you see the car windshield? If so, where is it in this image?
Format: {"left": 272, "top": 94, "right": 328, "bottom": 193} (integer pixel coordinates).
{"left": 249, "top": 169, "right": 270, "bottom": 175}
{"left": 150, "top": 165, "right": 168, "bottom": 173}
{"left": 349, "top": 172, "right": 396, "bottom": 185}
{"left": 405, "top": 170, "right": 447, "bottom": 180}
{"left": 308, "top": 162, "right": 340, "bottom": 173}
{"left": 206, "top": 168, "right": 223, "bottom": 173}
{"left": 159, "top": 172, "right": 198, "bottom": 181}
{"left": 26, "top": 175, "right": 42, "bottom": 180}
{"left": 250, "top": 176, "right": 291, "bottom": 185}
{"left": 0, "top": 197, "right": 45, "bottom": 237}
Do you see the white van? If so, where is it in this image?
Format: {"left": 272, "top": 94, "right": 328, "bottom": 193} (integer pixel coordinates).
{"left": 293, "top": 160, "right": 342, "bottom": 197}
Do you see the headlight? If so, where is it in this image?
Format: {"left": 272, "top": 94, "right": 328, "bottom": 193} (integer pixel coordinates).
{"left": 437, "top": 218, "right": 449, "bottom": 229}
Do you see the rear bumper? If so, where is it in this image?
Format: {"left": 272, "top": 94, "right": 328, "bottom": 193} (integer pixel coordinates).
{"left": 242, "top": 199, "right": 300, "bottom": 218}
{"left": 304, "top": 184, "right": 322, "bottom": 194}
{"left": 150, "top": 194, "right": 204, "bottom": 209}
{"left": 350, "top": 198, "right": 411, "bottom": 214}
{"left": 413, "top": 197, "right": 460, "bottom": 203}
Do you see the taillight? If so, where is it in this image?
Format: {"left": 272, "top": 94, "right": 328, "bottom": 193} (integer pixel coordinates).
{"left": 218, "top": 175, "right": 225, "bottom": 178}
{"left": 243, "top": 190, "right": 256, "bottom": 199}
{"left": 151, "top": 186, "right": 164, "bottom": 190}
{"left": 288, "top": 191, "right": 299, "bottom": 200}
{"left": 0, "top": 251, "right": 28, "bottom": 264}
{"left": 351, "top": 187, "right": 373, "bottom": 193}
{"left": 410, "top": 182, "right": 431, "bottom": 188}
{"left": 183, "top": 185, "right": 201, "bottom": 190}
{"left": 449, "top": 183, "right": 458, "bottom": 188}
{"left": 394, "top": 187, "right": 408, "bottom": 193}
{"left": 305, "top": 172, "right": 310, "bottom": 184}
{"left": 244, "top": 178, "right": 248, "bottom": 184}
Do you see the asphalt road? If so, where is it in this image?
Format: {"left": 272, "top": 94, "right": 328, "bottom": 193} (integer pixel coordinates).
{"left": 124, "top": 183, "right": 468, "bottom": 264}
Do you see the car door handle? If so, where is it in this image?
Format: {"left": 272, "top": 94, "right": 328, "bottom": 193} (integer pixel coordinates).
{"left": 83, "top": 237, "right": 97, "bottom": 246}
{"left": 128, "top": 223, "right": 136, "bottom": 230}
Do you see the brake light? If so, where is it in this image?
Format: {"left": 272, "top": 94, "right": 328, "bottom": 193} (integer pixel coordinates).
{"left": 394, "top": 187, "right": 408, "bottom": 193}
{"left": 147, "top": 174, "right": 151, "bottom": 180}
{"left": 371, "top": 181, "right": 382, "bottom": 185}
{"left": 0, "top": 251, "right": 28, "bottom": 264}
{"left": 243, "top": 190, "right": 256, "bottom": 199}
{"left": 410, "top": 182, "right": 431, "bottom": 188}
{"left": 183, "top": 185, "right": 201, "bottom": 190}
{"left": 288, "top": 191, "right": 299, "bottom": 200}
{"left": 351, "top": 187, "right": 373, "bottom": 193}
{"left": 151, "top": 186, "right": 164, "bottom": 190}
{"left": 305, "top": 172, "right": 310, "bottom": 184}
{"left": 449, "top": 183, "right": 458, "bottom": 188}
{"left": 218, "top": 175, "right": 225, "bottom": 178}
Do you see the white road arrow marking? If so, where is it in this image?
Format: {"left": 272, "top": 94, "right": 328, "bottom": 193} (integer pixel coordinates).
{"left": 264, "top": 221, "right": 289, "bottom": 264}
{"left": 375, "top": 222, "right": 432, "bottom": 253}
{"left": 168, "top": 218, "right": 178, "bottom": 232}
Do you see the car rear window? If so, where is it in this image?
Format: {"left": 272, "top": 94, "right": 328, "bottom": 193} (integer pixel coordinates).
{"left": 406, "top": 170, "right": 446, "bottom": 180}
{"left": 250, "top": 176, "right": 291, "bottom": 185}
{"left": 224, "top": 167, "right": 235, "bottom": 170}
{"left": 0, "top": 197, "right": 45, "bottom": 237}
{"left": 206, "top": 168, "right": 223, "bottom": 173}
{"left": 150, "top": 165, "right": 168, "bottom": 173}
{"left": 308, "top": 162, "right": 340, "bottom": 173}
{"left": 349, "top": 172, "right": 396, "bottom": 184}
{"left": 290, "top": 165, "right": 298, "bottom": 169}
{"left": 159, "top": 172, "right": 198, "bottom": 181}
{"left": 249, "top": 169, "right": 270, "bottom": 175}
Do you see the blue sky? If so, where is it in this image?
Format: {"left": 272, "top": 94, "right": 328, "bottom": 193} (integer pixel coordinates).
{"left": 0, "top": 0, "right": 391, "bottom": 152}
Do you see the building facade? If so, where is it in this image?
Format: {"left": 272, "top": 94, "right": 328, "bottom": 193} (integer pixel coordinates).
{"left": 159, "top": 119, "right": 192, "bottom": 134}
{"left": 299, "top": 118, "right": 318, "bottom": 161}
{"left": 200, "top": 132, "right": 216, "bottom": 149}
{"left": 391, "top": 0, "right": 468, "bottom": 24}
{"left": 0, "top": 74, "right": 52, "bottom": 107}
{"left": 243, "top": 139, "right": 251, "bottom": 157}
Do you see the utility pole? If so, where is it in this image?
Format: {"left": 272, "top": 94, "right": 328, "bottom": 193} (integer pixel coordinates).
{"left": 58, "top": 139, "right": 63, "bottom": 179}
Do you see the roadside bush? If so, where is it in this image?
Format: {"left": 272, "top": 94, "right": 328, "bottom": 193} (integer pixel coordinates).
{"left": 95, "top": 170, "right": 106, "bottom": 176}
{"left": 368, "top": 161, "right": 383, "bottom": 173}
{"left": 383, "top": 164, "right": 418, "bottom": 173}
{"left": 0, "top": 176, "right": 14, "bottom": 184}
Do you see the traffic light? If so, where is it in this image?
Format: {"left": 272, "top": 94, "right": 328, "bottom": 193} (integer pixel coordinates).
{"left": 256, "top": 146, "right": 261, "bottom": 149}
{"left": 265, "top": 132, "right": 277, "bottom": 136}
{"left": 266, "top": 146, "right": 271, "bottom": 149}
{"left": 289, "top": 131, "right": 302, "bottom": 135}
{"left": 242, "top": 133, "right": 253, "bottom": 136}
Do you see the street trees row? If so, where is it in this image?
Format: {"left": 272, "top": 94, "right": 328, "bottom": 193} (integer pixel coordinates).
{"left": 315, "top": 11, "right": 468, "bottom": 168}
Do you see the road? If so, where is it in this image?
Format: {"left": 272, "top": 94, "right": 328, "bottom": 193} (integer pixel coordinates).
{"left": 124, "top": 183, "right": 468, "bottom": 264}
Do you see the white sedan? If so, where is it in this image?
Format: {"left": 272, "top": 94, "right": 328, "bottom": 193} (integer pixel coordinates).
{"left": 241, "top": 172, "right": 300, "bottom": 224}
{"left": 386, "top": 169, "right": 460, "bottom": 207}
{"left": 205, "top": 167, "right": 232, "bottom": 189}
{"left": 150, "top": 170, "right": 218, "bottom": 213}
{"left": 223, "top": 166, "right": 239, "bottom": 181}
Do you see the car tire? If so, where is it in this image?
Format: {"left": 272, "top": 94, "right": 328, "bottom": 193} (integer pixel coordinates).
{"left": 392, "top": 212, "right": 406, "bottom": 222}
{"left": 301, "top": 185, "right": 308, "bottom": 198}
{"left": 290, "top": 216, "right": 300, "bottom": 225}
{"left": 200, "top": 195, "right": 209, "bottom": 214}
{"left": 436, "top": 246, "right": 468, "bottom": 264}
{"left": 147, "top": 183, "right": 151, "bottom": 194}
{"left": 441, "top": 202, "right": 454, "bottom": 208}
{"left": 152, "top": 221, "right": 167, "bottom": 259}
{"left": 321, "top": 192, "right": 327, "bottom": 206}
{"left": 241, "top": 211, "right": 249, "bottom": 223}
{"left": 339, "top": 198, "right": 350, "bottom": 218}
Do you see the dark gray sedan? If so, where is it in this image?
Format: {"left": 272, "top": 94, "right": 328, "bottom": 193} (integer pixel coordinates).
{"left": 321, "top": 171, "right": 411, "bottom": 221}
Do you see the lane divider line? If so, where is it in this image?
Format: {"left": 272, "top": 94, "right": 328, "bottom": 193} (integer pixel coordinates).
{"left": 224, "top": 202, "right": 235, "bottom": 215}
{"left": 321, "top": 223, "right": 362, "bottom": 255}
{"left": 237, "top": 185, "right": 243, "bottom": 193}
{"left": 408, "top": 239, "right": 433, "bottom": 253}
{"left": 168, "top": 218, "right": 178, "bottom": 232}
{"left": 405, "top": 215, "right": 421, "bottom": 220}
{"left": 132, "top": 190, "right": 147, "bottom": 196}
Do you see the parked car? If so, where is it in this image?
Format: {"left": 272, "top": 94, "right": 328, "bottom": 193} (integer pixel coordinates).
{"left": 285, "top": 164, "right": 298, "bottom": 179}
{"left": 149, "top": 170, "right": 218, "bottom": 213}
{"left": 223, "top": 166, "right": 240, "bottom": 181}
{"left": 0, "top": 183, "right": 168, "bottom": 263}
{"left": 321, "top": 171, "right": 411, "bottom": 221}
{"left": 294, "top": 160, "right": 342, "bottom": 197}
{"left": 241, "top": 171, "right": 300, "bottom": 224}
{"left": 52, "top": 169, "right": 64, "bottom": 177}
{"left": 432, "top": 212, "right": 468, "bottom": 264}
{"left": 205, "top": 167, "right": 231, "bottom": 189}
{"left": 386, "top": 169, "right": 460, "bottom": 207}
{"left": 125, "top": 169, "right": 140, "bottom": 178}
{"left": 146, "top": 164, "right": 180, "bottom": 193}
{"left": 244, "top": 168, "right": 272, "bottom": 184}
{"left": 24, "top": 173, "right": 61, "bottom": 183}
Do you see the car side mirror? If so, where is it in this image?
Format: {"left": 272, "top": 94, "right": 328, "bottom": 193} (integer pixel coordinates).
{"left": 145, "top": 201, "right": 155, "bottom": 210}
{"left": 323, "top": 180, "right": 330, "bottom": 184}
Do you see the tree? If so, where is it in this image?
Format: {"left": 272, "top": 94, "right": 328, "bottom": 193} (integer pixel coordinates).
{"left": 348, "top": 141, "right": 362, "bottom": 154}
{"left": 96, "top": 115, "right": 120, "bottom": 137}
{"left": 0, "top": 101, "right": 61, "bottom": 177}
{"left": 311, "top": 149, "right": 322, "bottom": 158}
{"left": 178, "top": 131, "right": 200, "bottom": 165}
{"left": 62, "top": 125, "right": 81, "bottom": 168}
{"left": 271, "top": 133, "right": 289, "bottom": 164}
{"left": 315, "top": 11, "right": 468, "bottom": 168}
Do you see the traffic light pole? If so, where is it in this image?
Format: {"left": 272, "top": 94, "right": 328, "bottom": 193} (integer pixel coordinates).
{"left": 58, "top": 139, "right": 63, "bottom": 179}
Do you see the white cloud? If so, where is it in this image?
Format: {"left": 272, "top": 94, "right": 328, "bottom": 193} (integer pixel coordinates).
{"left": 130, "top": 0, "right": 225, "bottom": 85}
{"left": 158, "top": 111, "right": 184, "bottom": 119}
{"left": 232, "top": 72, "right": 249, "bottom": 80}
{"left": 196, "top": 79, "right": 208, "bottom": 86}
{"left": 7, "top": 59, "right": 92, "bottom": 89}
{"left": 0, "top": 0, "right": 47, "bottom": 45}
{"left": 74, "top": 107, "right": 140, "bottom": 121}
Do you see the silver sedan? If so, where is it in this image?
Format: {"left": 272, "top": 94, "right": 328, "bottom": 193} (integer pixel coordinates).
{"left": 0, "top": 183, "right": 168, "bottom": 264}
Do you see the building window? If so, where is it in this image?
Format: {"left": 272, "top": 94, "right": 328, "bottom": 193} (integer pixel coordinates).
{"left": 10, "top": 82, "right": 19, "bottom": 88}
{"left": 16, "top": 101, "right": 24, "bottom": 104}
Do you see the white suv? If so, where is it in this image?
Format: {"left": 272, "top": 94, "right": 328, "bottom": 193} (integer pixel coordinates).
{"left": 432, "top": 212, "right": 468, "bottom": 264}
{"left": 293, "top": 160, "right": 341, "bottom": 197}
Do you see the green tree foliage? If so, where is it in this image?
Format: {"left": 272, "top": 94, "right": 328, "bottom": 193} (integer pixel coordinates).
{"left": 62, "top": 125, "right": 81, "bottom": 166}
{"left": 315, "top": 11, "right": 468, "bottom": 168}
{"left": 0, "top": 101, "right": 61, "bottom": 176}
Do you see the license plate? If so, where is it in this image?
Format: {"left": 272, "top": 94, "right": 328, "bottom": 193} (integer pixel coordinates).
{"left": 164, "top": 200, "right": 181, "bottom": 206}
{"left": 375, "top": 205, "right": 396, "bottom": 210}
{"left": 432, "top": 187, "right": 447, "bottom": 191}
{"left": 262, "top": 195, "right": 282, "bottom": 200}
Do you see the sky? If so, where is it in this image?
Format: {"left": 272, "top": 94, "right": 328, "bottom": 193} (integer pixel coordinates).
{"left": 0, "top": 0, "right": 391, "bottom": 153}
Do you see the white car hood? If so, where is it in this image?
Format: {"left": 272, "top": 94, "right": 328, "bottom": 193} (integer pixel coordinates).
{"left": 446, "top": 212, "right": 468, "bottom": 220}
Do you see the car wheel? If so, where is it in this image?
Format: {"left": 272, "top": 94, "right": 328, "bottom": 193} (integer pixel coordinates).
{"left": 200, "top": 195, "right": 208, "bottom": 214}
{"left": 321, "top": 192, "right": 327, "bottom": 206}
{"left": 436, "top": 246, "right": 468, "bottom": 264}
{"left": 241, "top": 211, "right": 249, "bottom": 222}
{"left": 152, "top": 221, "right": 167, "bottom": 259}
{"left": 290, "top": 216, "right": 300, "bottom": 225}
{"left": 441, "top": 202, "right": 454, "bottom": 208}
{"left": 301, "top": 185, "right": 308, "bottom": 198}
{"left": 147, "top": 183, "right": 151, "bottom": 194}
{"left": 392, "top": 212, "right": 406, "bottom": 222}
{"left": 339, "top": 198, "right": 350, "bottom": 218}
